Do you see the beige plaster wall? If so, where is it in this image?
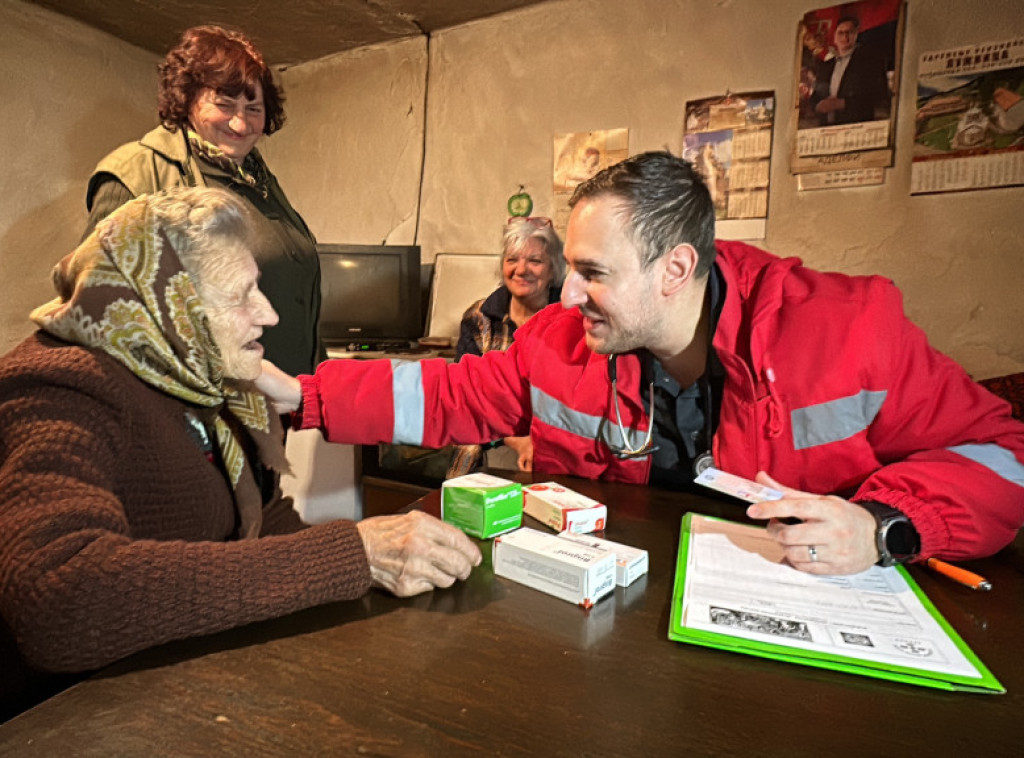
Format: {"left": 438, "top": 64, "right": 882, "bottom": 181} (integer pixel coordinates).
{"left": 262, "top": 39, "right": 428, "bottom": 245}
{"left": 0, "top": 0, "right": 158, "bottom": 353}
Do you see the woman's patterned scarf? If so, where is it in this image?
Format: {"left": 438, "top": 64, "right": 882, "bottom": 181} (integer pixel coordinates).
{"left": 187, "top": 128, "right": 269, "bottom": 190}
{"left": 30, "top": 194, "right": 287, "bottom": 538}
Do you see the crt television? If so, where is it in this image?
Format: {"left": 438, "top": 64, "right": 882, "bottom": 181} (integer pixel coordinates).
{"left": 317, "top": 244, "right": 422, "bottom": 346}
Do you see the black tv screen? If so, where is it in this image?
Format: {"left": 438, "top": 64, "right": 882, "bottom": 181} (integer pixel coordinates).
{"left": 317, "top": 244, "right": 422, "bottom": 346}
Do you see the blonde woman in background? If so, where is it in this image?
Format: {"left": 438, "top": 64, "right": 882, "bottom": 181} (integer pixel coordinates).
{"left": 449, "top": 217, "right": 564, "bottom": 476}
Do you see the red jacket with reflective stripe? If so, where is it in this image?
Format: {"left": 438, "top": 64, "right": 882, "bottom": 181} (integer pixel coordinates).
{"left": 300, "top": 241, "right": 1024, "bottom": 561}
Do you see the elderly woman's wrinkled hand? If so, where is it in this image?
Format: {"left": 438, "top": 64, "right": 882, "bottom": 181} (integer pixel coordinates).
{"left": 356, "top": 511, "right": 482, "bottom": 597}
{"left": 256, "top": 359, "right": 302, "bottom": 413}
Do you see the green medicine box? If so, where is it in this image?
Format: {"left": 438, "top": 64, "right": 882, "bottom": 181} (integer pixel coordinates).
{"left": 441, "top": 473, "right": 523, "bottom": 539}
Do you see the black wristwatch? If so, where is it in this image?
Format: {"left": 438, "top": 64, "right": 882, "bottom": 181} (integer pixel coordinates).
{"left": 856, "top": 501, "right": 921, "bottom": 567}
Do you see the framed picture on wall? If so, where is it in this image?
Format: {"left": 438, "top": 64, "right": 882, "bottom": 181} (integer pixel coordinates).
{"left": 791, "top": 0, "right": 906, "bottom": 180}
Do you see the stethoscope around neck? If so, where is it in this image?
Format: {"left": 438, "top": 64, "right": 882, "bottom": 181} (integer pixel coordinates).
{"left": 605, "top": 353, "right": 715, "bottom": 475}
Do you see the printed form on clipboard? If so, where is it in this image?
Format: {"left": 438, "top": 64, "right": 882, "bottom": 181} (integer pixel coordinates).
{"left": 669, "top": 512, "right": 1003, "bottom": 693}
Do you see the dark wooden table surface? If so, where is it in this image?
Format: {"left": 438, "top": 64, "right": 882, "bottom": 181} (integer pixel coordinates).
{"left": 2, "top": 476, "right": 1021, "bottom": 757}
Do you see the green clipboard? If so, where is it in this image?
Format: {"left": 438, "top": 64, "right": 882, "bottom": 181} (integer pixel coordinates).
{"left": 668, "top": 513, "right": 1004, "bottom": 693}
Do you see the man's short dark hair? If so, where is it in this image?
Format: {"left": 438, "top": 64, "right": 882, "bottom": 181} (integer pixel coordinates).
{"left": 836, "top": 15, "right": 860, "bottom": 30}
{"left": 568, "top": 151, "right": 716, "bottom": 277}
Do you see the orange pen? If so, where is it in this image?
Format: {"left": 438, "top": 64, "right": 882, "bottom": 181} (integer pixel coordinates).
{"left": 926, "top": 558, "right": 992, "bottom": 591}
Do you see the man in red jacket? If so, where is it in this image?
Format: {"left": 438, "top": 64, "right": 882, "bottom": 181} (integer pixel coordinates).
{"left": 259, "top": 152, "right": 1024, "bottom": 576}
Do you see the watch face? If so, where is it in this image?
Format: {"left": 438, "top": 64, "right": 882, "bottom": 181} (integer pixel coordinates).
{"left": 859, "top": 501, "right": 920, "bottom": 566}
{"left": 885, "top": 519, "right": 919, "bottom": 558}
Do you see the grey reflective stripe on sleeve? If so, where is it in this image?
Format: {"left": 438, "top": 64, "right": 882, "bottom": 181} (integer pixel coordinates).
{"left": 791, "top": 389, "right": 887, "bottom": 450}
{"left": 391, "top": 360, "right": 425, "bottom": 445}
{"left": 530, "top": 385, "right": 648, "bottom": 451}
{"left": 948, "top": 444, "right": 1024, "bottom": 488}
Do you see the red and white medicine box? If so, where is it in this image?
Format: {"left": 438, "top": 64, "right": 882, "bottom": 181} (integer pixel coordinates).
{"left": 523, "top": 482, "right": 607, "bottom": 534}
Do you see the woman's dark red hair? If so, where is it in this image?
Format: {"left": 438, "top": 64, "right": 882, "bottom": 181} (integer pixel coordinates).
{"left": 158, "top": 25, "right": 285, "bottom": 135}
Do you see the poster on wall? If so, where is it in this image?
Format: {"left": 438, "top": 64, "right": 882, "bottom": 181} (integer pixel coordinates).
{"left": 791, "top": 0, "right": 905, "bottom": 184}
{"left": 552, "top": 129, "right": 629, "bottom": 234}
{"left": 911, "top": 37, "right": 1024, "bottom": 195}
{"left": 682, "top": 90, "right": 775, "bottom": 240}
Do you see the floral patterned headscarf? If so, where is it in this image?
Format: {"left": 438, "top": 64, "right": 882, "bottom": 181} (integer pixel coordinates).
{"left": 30, "top": 192, "right": 287, "bottom": 538}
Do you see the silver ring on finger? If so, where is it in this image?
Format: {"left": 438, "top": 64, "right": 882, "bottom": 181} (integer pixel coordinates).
{"left": 808, "top": 545, "right": 819, "bottom": 563}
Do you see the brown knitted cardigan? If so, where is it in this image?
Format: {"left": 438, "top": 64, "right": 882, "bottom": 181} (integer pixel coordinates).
{"left": 0, "top": 333, "right": 372, "bottom": 676}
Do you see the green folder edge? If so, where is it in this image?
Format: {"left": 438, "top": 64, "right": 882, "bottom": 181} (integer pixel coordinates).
{"left": 668, "top": 512, "right": 1004, "bottom": 694}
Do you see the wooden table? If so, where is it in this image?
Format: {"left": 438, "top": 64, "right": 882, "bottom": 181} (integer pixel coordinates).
{"left": 2, "top": 477, "right": 1021, "bottom": 756}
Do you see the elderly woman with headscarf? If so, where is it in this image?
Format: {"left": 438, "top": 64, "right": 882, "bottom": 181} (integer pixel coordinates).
{"left": 448, "top": 216, "right": 564, "bottom": 476}
{"left": 0, "top": 189, "right": 479, "bottom": 716}
{"left": 84, "top": 25, "right": 320, "bottom": 377}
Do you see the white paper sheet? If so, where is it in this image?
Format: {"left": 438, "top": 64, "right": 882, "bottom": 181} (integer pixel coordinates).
{"left": 680, "top": 515, "right": 983, "bottom": 679}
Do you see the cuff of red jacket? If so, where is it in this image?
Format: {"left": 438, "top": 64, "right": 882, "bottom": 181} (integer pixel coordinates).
{"left": 853, "top": 486, "right": 948, "bottom": 563}
{"left": 295, "top": 374, "right": 319, "bottom": 431}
